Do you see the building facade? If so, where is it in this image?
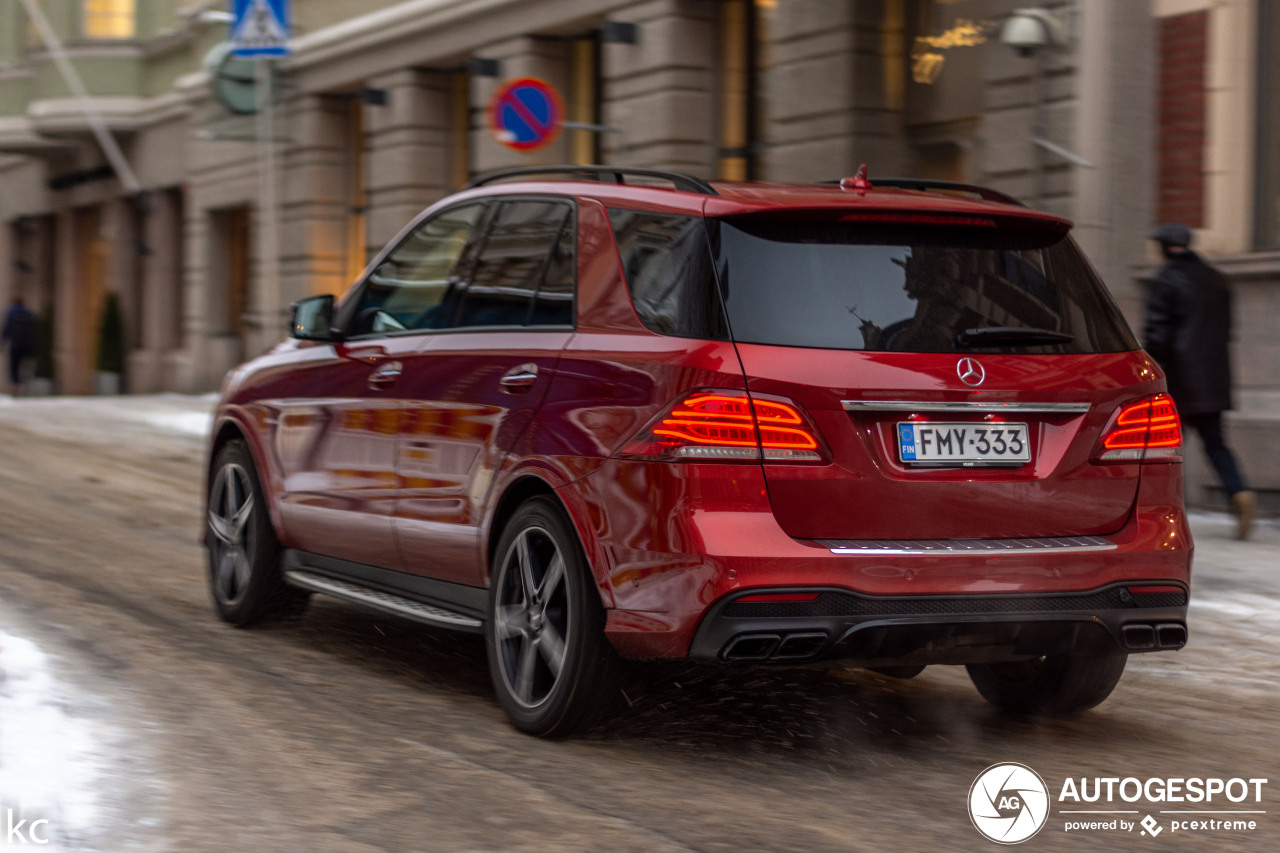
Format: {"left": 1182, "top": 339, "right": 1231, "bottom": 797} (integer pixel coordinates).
{"left": 0, "top": 0, "right": 1275, "bottom": 509}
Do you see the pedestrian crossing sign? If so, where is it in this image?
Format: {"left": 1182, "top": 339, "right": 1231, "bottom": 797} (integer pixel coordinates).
{"left": 231, "top": 0, "right": 291, "bottom": 57}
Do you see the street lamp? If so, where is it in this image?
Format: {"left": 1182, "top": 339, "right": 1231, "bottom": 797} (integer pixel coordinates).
{"left": 1000, "top": 8, "right": 1066, "bottom": 57}
{"left": 999, "top": 8, "right": 1090, "bottom": 203}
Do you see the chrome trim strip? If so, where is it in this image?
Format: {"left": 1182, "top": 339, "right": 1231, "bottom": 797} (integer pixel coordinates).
{"left": 285, "top": 570, "right": 483, "bottom": 628}
{"left": 818, "top": 535, "right": 1117, "bottom": 556}
{"left": 841, "top": 400, "right": 1092, "bottom": 414}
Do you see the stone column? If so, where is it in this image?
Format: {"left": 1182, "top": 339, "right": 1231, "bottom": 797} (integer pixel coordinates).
{"left": 0, "top": 218, "right": 14, "bottom": 394}
{"left": 600, "top": 0, "right": 716, "bottom": 176}
{"left": 1074, "top": 0, "right": 1156, "bottom": 321}
{"left": 0, "top": 219, "right": 12, "bottom": 311}
{"left": 53, "top": 206, "right": 89, "bottom": 395}
{"left": 172, "top": 206, "right": 211, "bottom": 393}
{"left": 364, "top": 69, "right": 453, "bottom": 252}
{"left": 762, "top": 0, "right": 907, "bottom": 181}
{"left": 278, "top": 94, "right": 351, "bottom": 323}
{"left": 129, "top": 189, "right": 184, "bottom": 392}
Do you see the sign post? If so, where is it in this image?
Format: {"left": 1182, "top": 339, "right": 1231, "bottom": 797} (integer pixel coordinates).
{"left": 231, "top": 0, "right": 291, "bottom": 344}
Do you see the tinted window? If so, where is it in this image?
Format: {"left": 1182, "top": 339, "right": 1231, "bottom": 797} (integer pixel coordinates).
{"left": 713, "top": 218, "right": 1138, "bottom": 353}
{"left": 450, "top": 200, "right": 574, "bottom": 328}
{"left": 608, "top": 209, "right": 727, "bottom": 340}
{"left": 345, "top": 204, "right": 482, "bottom": 336}
{"left": 532, "top": 215, "right": 575, "bottom": 326}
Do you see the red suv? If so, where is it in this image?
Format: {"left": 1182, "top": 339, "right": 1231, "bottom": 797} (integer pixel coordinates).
{"left": 205, "top": 166, "right": 1191, "bottom": 736}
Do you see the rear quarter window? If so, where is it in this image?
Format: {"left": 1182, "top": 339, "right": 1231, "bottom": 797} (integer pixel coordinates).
{"left": 607, "top": 209, "right": 728, "bottom": 340}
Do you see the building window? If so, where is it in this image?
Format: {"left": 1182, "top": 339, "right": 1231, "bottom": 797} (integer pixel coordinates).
{"left": 717, "top": 0, "right": 769, "bottom": 180}
{"left": 82, "top": 0, "right": 135, "bottom": 40}
{"left": 569, "top": 36, "right": 600, "bottom": 166}
{"left": 1256, "top": 2, "right": 1280, "bottom": 250}
{"left": 1155, "top": 10, "right": 1208, "bottom": 228}
{"left": 345, "top": 99, "right": 368, "bottom": 284}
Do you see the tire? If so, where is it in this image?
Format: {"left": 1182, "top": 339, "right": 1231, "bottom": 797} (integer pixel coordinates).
{"left": 206, "top": 440, "right": 308, "bottom": 627}
{"left": 485, "top": 496, "right": 621, "bottom": 737}
{"left": 966, "top": 653, "right": 1128, "bottom": 714}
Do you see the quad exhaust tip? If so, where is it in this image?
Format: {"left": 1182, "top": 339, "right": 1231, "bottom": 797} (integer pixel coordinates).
{"left": 722, "top": 631, "right": 828, "bottom": 661}
{"left": 1156, "top": 622, "right": 1187, "bottom": 648}
{"left": 1122, "top": 622, "right": 1187, "bottom": 651}
{"left": 1121, "top": 624, "right": 1156, "bottom": 650}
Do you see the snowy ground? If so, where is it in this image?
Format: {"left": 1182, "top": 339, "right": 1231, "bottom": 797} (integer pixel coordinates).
{"left": 0, "top": 393, "right": 217, "bottom": 441}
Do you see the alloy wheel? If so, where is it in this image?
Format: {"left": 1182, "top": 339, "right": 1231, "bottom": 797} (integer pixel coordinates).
{"left": 208, "top": 462, "right": 256, "bottom": 607}
{"left": 494, "top": 526, "right": 570, "bottom": 709}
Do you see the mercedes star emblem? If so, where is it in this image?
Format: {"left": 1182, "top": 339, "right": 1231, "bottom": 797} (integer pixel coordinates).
{"left": 957, "top": 357, "right": 986, "bottom": 386}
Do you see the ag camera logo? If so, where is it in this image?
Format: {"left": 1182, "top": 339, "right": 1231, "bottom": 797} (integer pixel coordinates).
{"left": 969, "top": 763, "right": 1050, "bottom": 844}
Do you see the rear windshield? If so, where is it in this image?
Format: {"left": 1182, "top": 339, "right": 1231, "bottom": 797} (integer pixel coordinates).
{"left": 711, "top": 217, "right": 1139, "bottom": 353}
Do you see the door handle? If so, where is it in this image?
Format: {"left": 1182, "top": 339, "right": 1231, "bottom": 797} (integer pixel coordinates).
{"left": 499, "top": 363, "right": 539, "bottom": 393}
{"left": 368, "top": 361, "right": 403, "bottom": 390}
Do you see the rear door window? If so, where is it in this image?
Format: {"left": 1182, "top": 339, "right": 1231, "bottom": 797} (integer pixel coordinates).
{"left": 448, "top": 199, "right": 575, "bottom": 328}
{"left": 711, "top": 217, "right": 1138, "bottom": 353}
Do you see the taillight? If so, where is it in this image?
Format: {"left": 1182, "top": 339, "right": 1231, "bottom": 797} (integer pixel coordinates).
{"left": 1092, "top": 394, "right": 1182, "bottom": 463}
{"left": 622, "top": 391, "right": 824, "bottom": 462}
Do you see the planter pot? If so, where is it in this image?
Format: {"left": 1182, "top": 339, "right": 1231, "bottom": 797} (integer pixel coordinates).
{"left": 94, "top": 371, "right": 122, "bottom": 396}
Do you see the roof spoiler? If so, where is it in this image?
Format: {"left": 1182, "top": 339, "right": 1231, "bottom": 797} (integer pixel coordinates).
{"left": 818, "top": 177, "right": 1025, "bottom": 207}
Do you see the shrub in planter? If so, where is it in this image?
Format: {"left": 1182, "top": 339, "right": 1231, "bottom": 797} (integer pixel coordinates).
{"left": 96, "top": 293, "right": 125, "bottom": 394}
{"left": 35, "top": 305, "right": 54, "bottom": 380}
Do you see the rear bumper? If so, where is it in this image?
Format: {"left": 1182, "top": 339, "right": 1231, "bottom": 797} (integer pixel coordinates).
{"left": 578, "top": 458, "right": 1191, "bottom": 661}
{"left": 686, "top": 583, "right": 1188, "bottom": 665}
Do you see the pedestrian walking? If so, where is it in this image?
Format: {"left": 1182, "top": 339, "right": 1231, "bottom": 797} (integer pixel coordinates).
{"left": 1, "top": 294, "right": 38, "bottom": 396}
{"left": 1144, "top": 223, "right": 1256, "bottom": 539}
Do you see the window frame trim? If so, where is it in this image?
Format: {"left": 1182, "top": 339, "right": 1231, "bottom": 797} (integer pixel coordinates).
{"left": 447, "top": 194, "right": 578, "bottom": 333}
{"left": 335, "top": 199, "right": 492, "bottom": 342}
{"left": 336, "top": 194, "right": 579, "bottom": 342}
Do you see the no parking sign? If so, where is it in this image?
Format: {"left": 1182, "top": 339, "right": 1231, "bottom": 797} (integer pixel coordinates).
{"left": 489, "top": 78, "right": 564, "bottom": 152}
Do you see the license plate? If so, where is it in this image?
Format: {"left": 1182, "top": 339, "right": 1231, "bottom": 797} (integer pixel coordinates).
{"left": 897, "top": 422, "right": 1030, "bottom": 465}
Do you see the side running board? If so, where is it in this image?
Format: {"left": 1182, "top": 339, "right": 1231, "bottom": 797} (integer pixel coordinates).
{"left": 284, "top": 569, "right": 483, "bottom": 632}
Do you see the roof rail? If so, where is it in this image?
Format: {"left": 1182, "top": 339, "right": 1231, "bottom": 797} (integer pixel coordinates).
{"left": 819, "top": 177, "right": 1024, "bottom": 207}
{"left": 466, "top": 165, "right": 719, "bottom": 196}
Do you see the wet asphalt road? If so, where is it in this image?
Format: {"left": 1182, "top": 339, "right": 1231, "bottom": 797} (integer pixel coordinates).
{"left": 0, "top": 396, "right": 1276, "bottom": 852}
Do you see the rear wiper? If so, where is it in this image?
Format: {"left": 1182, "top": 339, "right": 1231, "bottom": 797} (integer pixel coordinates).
{"left": 956, "top": 326, "right": 1074, "bottom": 347}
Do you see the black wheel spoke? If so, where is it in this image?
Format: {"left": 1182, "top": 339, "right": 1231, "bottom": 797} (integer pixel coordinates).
{"left": 538, "top": 552, "right": 565, "bottom": 603}
{"left": 516, "top": 533, "right": 538, "bottom": 604}
{"left": 495, "top": 604, "right": 529, "bottom": 640}
{"left": 230, "top": 495, "right": 254, "bottom": 539}
{"left": 538, "top": 621, "right": 566, "bottom": 678}
{"left": 216, "top": 549, "right": 239, "bottom": 600}
{"left": 514, "top": 639, "right": 538, "bottom": 704}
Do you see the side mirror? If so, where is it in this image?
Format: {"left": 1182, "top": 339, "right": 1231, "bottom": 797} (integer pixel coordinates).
{"left": 290, "top": 295, "right": 338, "bottom": 341}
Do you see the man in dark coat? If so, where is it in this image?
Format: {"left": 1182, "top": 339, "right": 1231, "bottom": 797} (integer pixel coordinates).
{"left": 1, "top": 294, "right": 38, "bottom": 395}
{"left": 1144, "top": 223, "right": 1255, "bottom": 539}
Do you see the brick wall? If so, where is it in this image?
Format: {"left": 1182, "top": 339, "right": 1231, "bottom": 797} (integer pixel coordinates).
{"left": 1156, "top": 11, "right": 1207, "bottom": 227}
